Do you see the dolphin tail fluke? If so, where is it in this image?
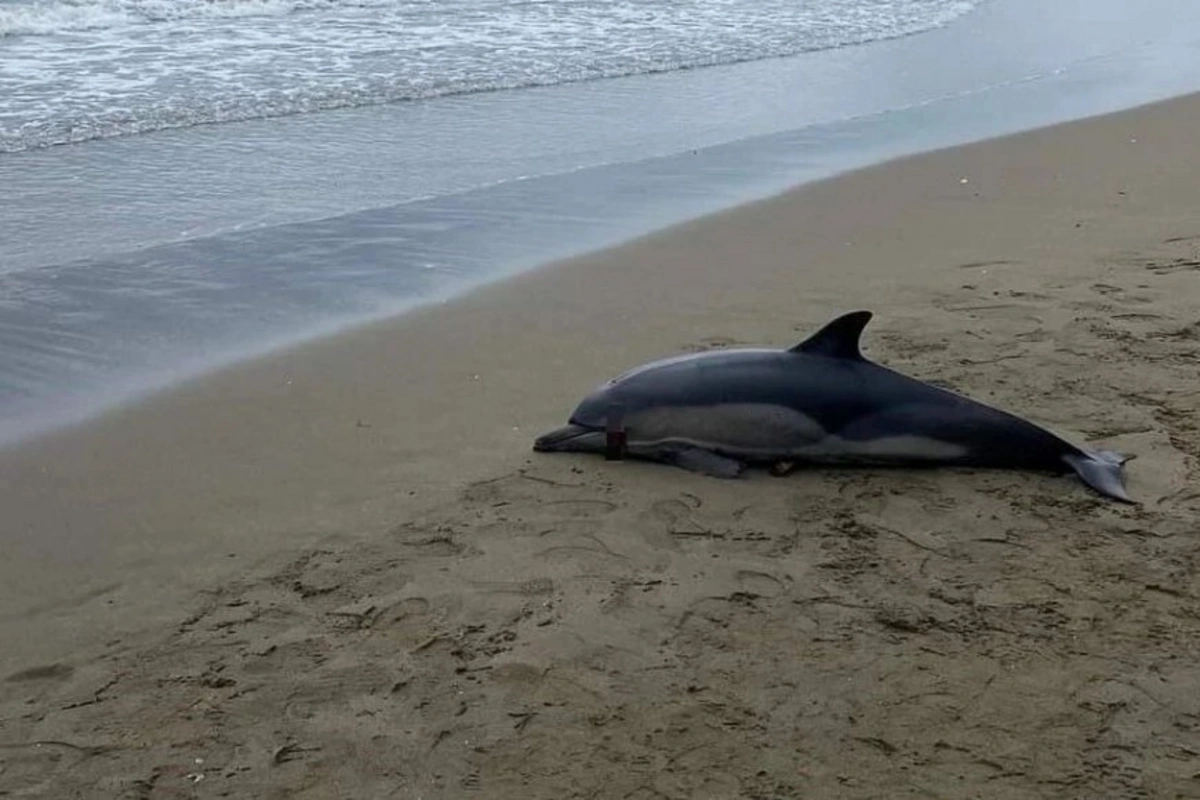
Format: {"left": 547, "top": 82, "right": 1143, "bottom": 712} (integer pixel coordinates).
{"left": 1063, "top": 450, "right": 1133, "bottom": 503}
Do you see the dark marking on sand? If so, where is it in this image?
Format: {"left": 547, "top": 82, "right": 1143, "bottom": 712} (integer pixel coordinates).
{"left": 6, "top": 663, "right": 74, "bottom": 683}
{"left": 956, "top": 260, "right": 1017, "bottom": 269}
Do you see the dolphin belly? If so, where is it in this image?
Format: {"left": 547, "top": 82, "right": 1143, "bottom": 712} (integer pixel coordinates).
{"left": 624, "top": 402, "right": 827, "bottom": 459}
{"left": 792, "top": 434, "right": 970, "bottom": 464}
{"left": 624, "top": 403, "right": 970, "bottom": 466}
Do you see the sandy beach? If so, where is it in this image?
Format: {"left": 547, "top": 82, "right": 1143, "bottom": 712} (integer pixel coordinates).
{"left": 3, "top": 92, "right": 1200, "bottom": 797}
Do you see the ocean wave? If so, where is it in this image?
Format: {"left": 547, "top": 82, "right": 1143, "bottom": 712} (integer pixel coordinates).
{"left": 0, "top": 0, "right": 983, "bottom": 151}
{"left": 0, "top": 0, "right": 395, "bottom": 36}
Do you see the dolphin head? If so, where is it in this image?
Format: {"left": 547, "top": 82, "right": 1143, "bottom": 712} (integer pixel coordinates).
{"left": 533, "top": 382, "right": 628, "bottom": 454}
{"left": 532, "top": 422, "right": 606, "bottom": 453}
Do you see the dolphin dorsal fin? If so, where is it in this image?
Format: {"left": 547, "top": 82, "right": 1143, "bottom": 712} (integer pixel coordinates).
{"left": 789, "top": 310, "right": 873, "bottom": 360}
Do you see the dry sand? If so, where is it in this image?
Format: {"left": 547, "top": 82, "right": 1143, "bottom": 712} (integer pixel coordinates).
{"left": 2, "top": 93, "right": 1200, "bottom": 798}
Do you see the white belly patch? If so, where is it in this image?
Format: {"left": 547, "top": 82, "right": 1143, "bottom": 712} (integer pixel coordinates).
{"left": 624, "top": 403, "right": 969, "bottom": 463}
{"left": 627, "top": 403, "right": 827, "bottom": 451}
{"left": 798, "top": 434, "right": 969, "bottom": 462}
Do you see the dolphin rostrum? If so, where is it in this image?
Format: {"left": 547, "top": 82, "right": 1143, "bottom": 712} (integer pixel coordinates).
{"left": 532, "top": 311, "right": 1132, "bottom": 501}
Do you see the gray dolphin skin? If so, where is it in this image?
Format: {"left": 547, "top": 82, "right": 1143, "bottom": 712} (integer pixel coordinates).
{"left": 533, "top": 311, "right": 1132, "bottom": 502}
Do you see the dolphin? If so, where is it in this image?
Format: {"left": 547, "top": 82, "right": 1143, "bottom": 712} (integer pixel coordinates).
{"left": 532, "top": 310, "right": 1132, "bottom": 502}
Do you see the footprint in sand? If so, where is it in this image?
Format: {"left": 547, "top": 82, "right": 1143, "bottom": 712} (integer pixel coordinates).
{"left": 734, "top": 570, "right": 792, "bottom": 599}
{"left": 539, "top": 499, "right": 619, "bottom": 518}
{"left": 647, "top": 497, "right": 705, "bottom": 525}
{"left": 468, "top": 577, "right": 554, "bottom": 597}
{"left": 283, "top": 662, "right": 397, "bottom": 721}
{"left": 0, "top": 741, "right": 100, "bottom": 795}
{"left": 391, "top": 523, "right": 471, "bottom": 558}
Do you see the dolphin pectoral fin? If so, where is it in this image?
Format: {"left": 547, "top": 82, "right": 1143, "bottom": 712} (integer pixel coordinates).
{"left": 661, "top": 446, "right": 746, "bottom": 478}
{"left": 1063, "top": 451, "right": 1134, "bottom": 503}
{"left": 770, "top": 460, "right": 799, "bottom": 476}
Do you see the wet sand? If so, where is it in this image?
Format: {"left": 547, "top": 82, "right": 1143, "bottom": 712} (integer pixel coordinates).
{"left": 2, "top": 93, "right": 1200, "bottom": 797}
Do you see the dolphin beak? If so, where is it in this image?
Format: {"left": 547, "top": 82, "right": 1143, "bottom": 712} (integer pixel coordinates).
{"left": 533, "top": 423, "right": 594, "bottom": 452}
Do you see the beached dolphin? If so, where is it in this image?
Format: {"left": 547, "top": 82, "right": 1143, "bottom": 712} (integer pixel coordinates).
{"left": 533, "top": 310, "right": 1132, "bottom": 501}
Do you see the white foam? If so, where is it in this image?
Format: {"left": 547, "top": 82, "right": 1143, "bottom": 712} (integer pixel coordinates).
{"left": 0, "top": 0, "right": 982, "bottom": 151}
{"left": 0, "top": 0, "right": 396, "bottom": 37}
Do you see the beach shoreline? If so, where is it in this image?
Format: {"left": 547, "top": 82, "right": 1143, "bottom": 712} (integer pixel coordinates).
{"left": 2, "top": 92, "right": 1200, "bottom": 797}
